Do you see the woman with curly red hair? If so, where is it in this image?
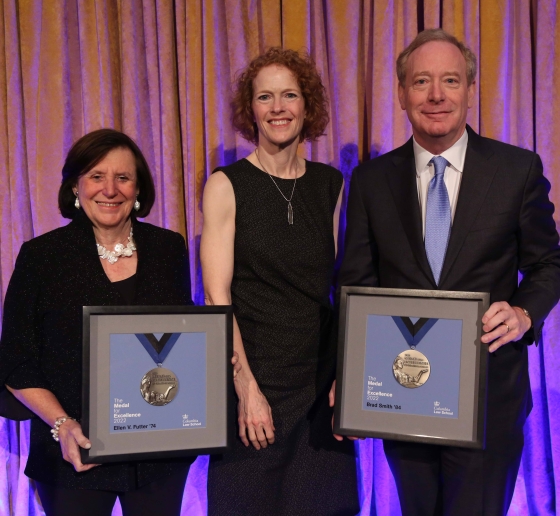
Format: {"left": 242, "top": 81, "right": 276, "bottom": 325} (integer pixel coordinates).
{"left": 201, "top": 48, "right": 359, "bottom": 515}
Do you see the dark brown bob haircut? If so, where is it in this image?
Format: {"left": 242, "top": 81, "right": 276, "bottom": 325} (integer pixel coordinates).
{"left": 58, "top": 128, "right": 155, "bottom": 219}
{"left": 232, "top": 47, "right": 329, "bottom": 144}
{"left": 396, "top": 28, "right": 477, "bottom": 87}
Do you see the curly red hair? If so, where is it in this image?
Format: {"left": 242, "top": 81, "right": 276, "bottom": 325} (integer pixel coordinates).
{"left": 231, "top": 48, "right": 329, "bottom": 145}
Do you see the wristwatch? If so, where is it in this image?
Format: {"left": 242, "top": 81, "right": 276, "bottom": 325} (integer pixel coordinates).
{"left": 518, "top": 307, "right": 532, "bottom": 328}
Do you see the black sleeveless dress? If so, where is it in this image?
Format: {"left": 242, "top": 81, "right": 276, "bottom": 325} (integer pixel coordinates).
{"left": 207, "top": 159, "right": 359, "bottom": 516}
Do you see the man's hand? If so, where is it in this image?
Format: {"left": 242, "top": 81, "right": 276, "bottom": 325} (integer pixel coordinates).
{"left": 481, "top": 302, "right": 532, "bottom": 353}
{"left": 329, "top": 381, "right": 344, "bottom": 441}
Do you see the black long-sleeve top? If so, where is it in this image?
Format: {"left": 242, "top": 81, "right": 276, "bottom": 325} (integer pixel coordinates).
{"left": 0, "top": 211, "right": 195, "bottom": 490}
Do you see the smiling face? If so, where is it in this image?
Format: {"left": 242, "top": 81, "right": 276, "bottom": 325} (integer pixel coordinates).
{"left": 398, "top": 40, "right": 475, "bottom": 155}
{"left": 73, "top": 147, "right": 138, "bottom": 231}
{"left": 251, "top": 65, "right": 306, "bottom": 150}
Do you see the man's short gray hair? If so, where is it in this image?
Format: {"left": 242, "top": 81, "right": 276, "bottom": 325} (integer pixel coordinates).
{"left": 396, "top": 28, "right": 477, "bottom": 87}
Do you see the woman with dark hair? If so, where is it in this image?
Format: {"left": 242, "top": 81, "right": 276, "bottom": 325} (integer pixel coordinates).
{"left": 0, "top": 129, "right": 194, "bottom": 515}
{"left": 201, "top": 48, "right": 359, "bottom": 515}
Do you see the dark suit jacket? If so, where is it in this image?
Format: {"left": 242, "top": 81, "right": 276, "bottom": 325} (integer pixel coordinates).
{"left": 339, "top": 126, "right": 560, "bottom": 436}
{"left": 0, "top": 211, "right": 194, "bottom": 490}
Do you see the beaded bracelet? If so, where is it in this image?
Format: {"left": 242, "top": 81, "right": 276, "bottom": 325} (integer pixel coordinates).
{"left": 51, "top": 416, "right": 76, "bottom": 442}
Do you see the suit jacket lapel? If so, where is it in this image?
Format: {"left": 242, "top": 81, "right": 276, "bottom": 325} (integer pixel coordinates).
{"left": 387, "top": 139, "right": 435, "bottom": 284}
{"left": 133, "top": 221, "right": 153, "bottom": 305}
{"left": 69, "top": 213, "right": 123, "bottom": 304}
{"left": 439, "top": 127, "right": 497, "bottom": 286}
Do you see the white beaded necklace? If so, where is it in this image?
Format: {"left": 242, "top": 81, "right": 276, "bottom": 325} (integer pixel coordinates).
{"left": 96, "top": 227, "right": 136, "bottom": 264}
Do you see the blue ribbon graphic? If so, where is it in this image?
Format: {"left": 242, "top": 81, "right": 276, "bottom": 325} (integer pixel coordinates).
{"left": 392, "top": 317, "right": 438, "bottom": 348}
{"left": 135, "top": 333, "right": 181, "bottom": 364}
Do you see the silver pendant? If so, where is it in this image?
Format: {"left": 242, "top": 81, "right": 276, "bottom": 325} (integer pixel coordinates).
{"left": 288, "top": 202, "right": 293, "bottom": 225}
{"left": 392, "top": 349, "right": 430, "bottom": 388}
{"left": 140, "top": 367, "right": 179, "bottom": 406}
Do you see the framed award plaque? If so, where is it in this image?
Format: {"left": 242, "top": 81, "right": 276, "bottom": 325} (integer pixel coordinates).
{"left": 334, "top": 287, "right": 489, "bottom": 449}
{"left": 81, "top": 305, "right": 234, "bottom": 463}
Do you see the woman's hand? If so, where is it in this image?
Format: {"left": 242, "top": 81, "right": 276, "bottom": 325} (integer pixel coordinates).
{"left": 234, "top": 376, "right": 275, "bottom": 450}
{"left": 231, "top": 351, "right": 241, "bottom": 378}
{"left": 57, "top": 419, "right": 100, "bottom": 472}
{"left": 6, "top": 386, "right": 102, "bottom": 471}
{"left": 329, "top": 380, "right": 362, "bottom": 441}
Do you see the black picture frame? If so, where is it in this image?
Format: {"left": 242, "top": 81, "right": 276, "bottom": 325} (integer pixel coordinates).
{"left": 81, "top": 305, "right": 234, "bottom": 463}
{"left": 334, "top": 287, "right": 489, "bottom": 449}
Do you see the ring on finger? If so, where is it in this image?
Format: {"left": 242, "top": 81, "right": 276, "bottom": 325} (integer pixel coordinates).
{"left": 502, "top": 322, "right": 510, "bottom": 333}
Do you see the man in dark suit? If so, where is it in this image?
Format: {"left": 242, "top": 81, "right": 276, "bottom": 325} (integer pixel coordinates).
{"left": 338, "top": 29, "right": 560, "bottom": 515}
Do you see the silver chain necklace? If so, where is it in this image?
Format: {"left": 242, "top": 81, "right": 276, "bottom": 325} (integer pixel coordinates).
{"left": 255, "top": 149, "right": 298, "bottom": 225}
{"left": 97, "top": 227, "right": 136, "bottom": 264}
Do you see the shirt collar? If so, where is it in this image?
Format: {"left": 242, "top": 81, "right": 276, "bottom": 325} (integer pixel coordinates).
{"left": 413, "top": 129, "right": 469, "bottom": 176}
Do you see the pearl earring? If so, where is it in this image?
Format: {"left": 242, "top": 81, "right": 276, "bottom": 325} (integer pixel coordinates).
{"left": 74, "top": 193, "right": 80, "bottom": 209}
{"left": 134, "top": 198, "right": 140, "bottom": 211}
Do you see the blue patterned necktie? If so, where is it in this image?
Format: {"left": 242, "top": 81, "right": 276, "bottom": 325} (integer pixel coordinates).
{"left": 425, "top": 156, "right": 451, "bottom": 285}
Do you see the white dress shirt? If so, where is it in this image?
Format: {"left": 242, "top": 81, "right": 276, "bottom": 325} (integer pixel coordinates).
{"left": 414, "top": 129, "right": 469, "bottom": 237}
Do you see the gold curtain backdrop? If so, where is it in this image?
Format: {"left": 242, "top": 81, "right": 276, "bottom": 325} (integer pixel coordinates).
{"left": 1, "top": 1, "right": 559, "bottom": 515}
